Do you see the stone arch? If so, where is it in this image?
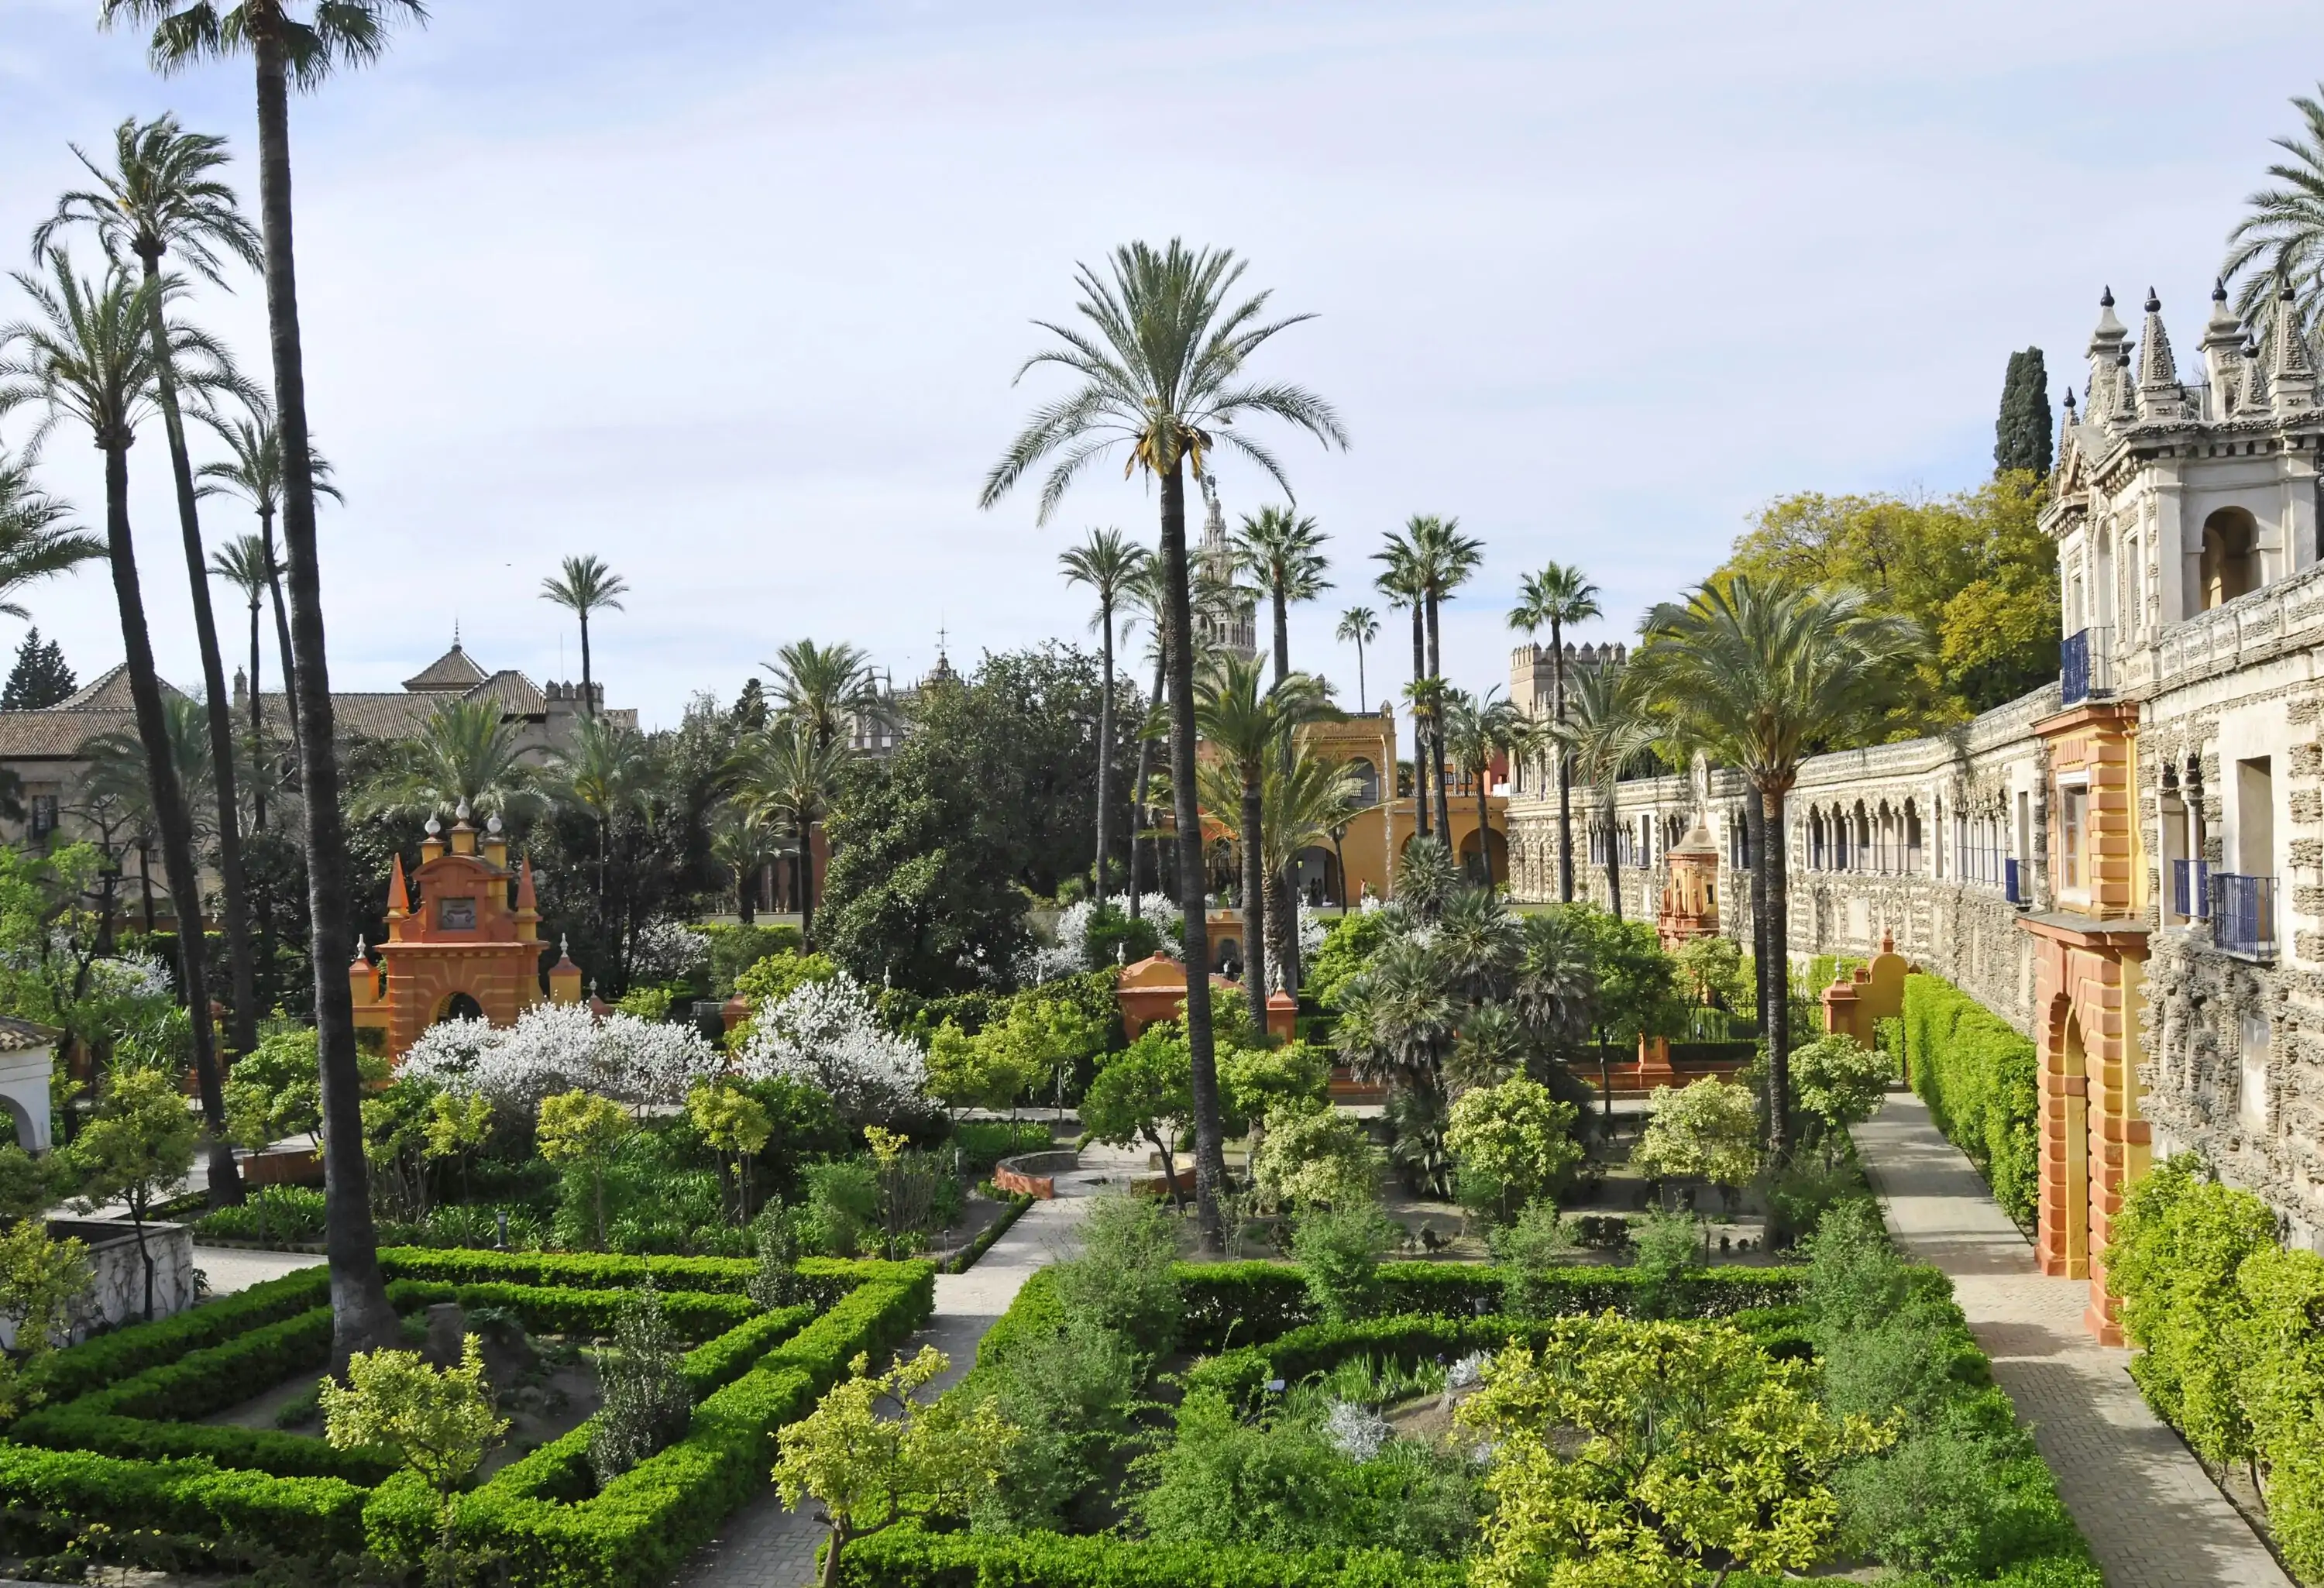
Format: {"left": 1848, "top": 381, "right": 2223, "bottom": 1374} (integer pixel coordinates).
{"left": 435, "top": 991, "right": 485, "bottom": 1025}
{"left": 1457, "top": 826, "right": 1509, "bottom": 880}
{"left": 1294, "top": 845, "right": 1341, "bottom": 906}
{"left": 2199, "top": 506, "right": 2259, "bottom": 610}
{"left": 1343, "top": 756, "right": 1380, "bottom": 806}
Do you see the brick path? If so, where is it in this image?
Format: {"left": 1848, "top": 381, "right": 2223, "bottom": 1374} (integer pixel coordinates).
{"left": 671, "top": 1147, "right": 1140, "bottom": 1587}
{"left": 1854, "top": 1092, "right": 2291, "bottom": 1588}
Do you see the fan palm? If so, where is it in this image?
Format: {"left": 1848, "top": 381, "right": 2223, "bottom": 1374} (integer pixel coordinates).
{"left": 1335, "top": 605, "right": 1377, "bottom": 710}
{"left": 207, "top": 532, "right": 272, "bottom": 827}
{"left": 80, "top": 696, "right": 217, "bottom": 843}
{"left": 1633, "top": 575, "right": 1921, "bottom": 1160}
{"left": 979, "top": 239, "right": 1345, "bottom": 1248}
{"left": 353, "top": 699, "right": 535, "bottom": 823}
{"left": 1442, "top": 686, "right": 1519, "bottom": 885}
{"left": 1060, "top": 527, "right": 1146, "bottom": 900}
{"left": 0, "top": 250, "right": 244, "bottom": 1204}
{"left": 538, "top": 554, "right": 627, "bottom": 720}
{"left": 194, "top": 404, "right": 339, "bottom": 724}
{"left": 1513, "top": 909, "right": 1597, "bottom": 1065}
{"left": 765, "top": 638, "right": 886, "bottom": 755}
{"left": 1508, "top": 561, "right": 1602, "bottom": 902}
{"left": 0, "top": 452, "right": 105, "bottom": 616}
{"left": 102, "top": 0, "right": 430, "bottom": 1361}
{"left": 1231, "top": 505, "right": 1332, "bottom": 690}
{"left": 2223, "top": 87, "right": 2324, "bottom": 352}
{"left": 732, "top": 719, "right": 851, "bottom": 948}
{"left": 1373, "top": 533, "right": 1432, "bottom": 842}
{"left": 36, "top": 113, "right": 270, "bottom": 1061}
{"left": 1434, "top": 885, "right": 1521, "bottom": 1006}
{"left": 1194, "top": 652, "right": 1329, "bottom": 1032}
{"left": 710, "top": 806, "right": 782, "bottom": 924}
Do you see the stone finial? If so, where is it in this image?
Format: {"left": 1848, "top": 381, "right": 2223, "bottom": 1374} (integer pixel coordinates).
{"left": 2114, "top": 351, "right": 2137, "bottom": 421}
{"left": 2240, "top": 339, "right": 2271, "bottom": 415}
{"left": 2270, "top": 280, "right": 2316, "bottom": 413}
{"left": 456, "top": 799, "right": 472, "bottom": 822}
{"left": 486, "top": 813, "right": 504, "bottom": 836}
{"left": 2088, "top": 286, "right": 2130, "bottom": 419}
{"left": 2137, "top": 290, "right": 2184, "bottom": 417}
{"left": 2201, "top": 280, "right": 2247, "bottom": 415}
{"left": 424, "top": 815, "right": 442, "bottom": 836}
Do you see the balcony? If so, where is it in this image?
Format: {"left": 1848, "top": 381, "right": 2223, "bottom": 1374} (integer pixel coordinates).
{"left": 2060, "top": 627, "right": 2113, "bottom": 707}
{"left": 2170, "top": 858, "right": 2211, "bottom": 923}
{"left": 2211, "top": 872, "right": 2277, "bottom": 960}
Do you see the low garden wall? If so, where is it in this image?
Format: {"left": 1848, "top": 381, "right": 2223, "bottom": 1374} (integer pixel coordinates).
{"left": 0, "top": 1219, "right": 196, "bottom": 1349}
{"left": 995, "top": 1150, "right": 1079, "bottom": 1199}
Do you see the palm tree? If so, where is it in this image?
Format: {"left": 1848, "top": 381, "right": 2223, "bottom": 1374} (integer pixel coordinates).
{"left": 538, "top": 555, "right": 627, "bottom": 720}
{"left": 353, "top": 698, "right": 537, "bottom": 823}
{"left": 1060, "top": 528, "right": 1145, "bottom": 900}
{"left": 711, "top": 806, "right": 781, "bottom": 923}
{"left": 765, "top": 638, "right": 886, "bottom": 754}
{"left": 1508, "top": 561, "right": 1602, "bottom": 903}
{"left": 980, "top": 239, "right": 1345, "bottom": 1248}
{"left": 0, "top": 450, "right": 107, "bottom": 621}
{"left": 2223, "top": 86, "right": 2324, "bottom": 351}
{"left": 1335, "top": 605, "right": 1377, "bottom": 710}
{"left": 1442, "top": 687, "right": 1519, "bottom": 886}
{"left": 1373, "top": 534, "right": 1430, "bottom": 842}
{"left": 1633, "top": 576, "right": 1920, "bottom": 1162}
{"left": 1200, "top": 743, "right": 1360, "bottom": 989}
{"left": 1410, "top": 514, "right": 1482, "bottom": 840}
{"left": 80, "top": 696, "right": 218, "bottom": 842}
{"left": 1229, "top": 505, "right": 1330, "bottom": 995}
{"left": 38, "top": 114, "right": 269, "bottom": 1061}
{"left": 732, "top": 719, "right": 851, "bottom": 947}
{"left": 207, "top": 532, "right": 270, "bottom": 827}
{"left": 550, "top": 714, "right": 653, "bottom": 952}
{"left": 194, "top": 404, "right": 339, "bottom": 726}
{"left": 1553, "top": 659, "right": 1655, "bottom": 923}
{"left": 102, "top": 0, "right": 429, "bottom": 1365}
{"left": 0, "top": 252, "right": 244, "bottom": 1203}
{"left": 1194, "top": 652, "right": 1328, "bottom": 1033}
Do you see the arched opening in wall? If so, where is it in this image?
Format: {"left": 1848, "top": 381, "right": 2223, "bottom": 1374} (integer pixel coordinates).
{"left": 1875, "top": 803, "right": 1895, "bottom": 874}
{"left": 0, "top": 1098, "right": 26, "bottom": 1150}
{"left": 1294, "top": 845, "right": 1341, "bottom": 907}
{"left": 1343, "top": 757, "right": 1379, "bottom": 807}
{"left": 2047, "top": 999, "right": 2092, "bottom": 1277}
{"left": 1457, "top": 827, "right": 1509, "bottom": 881}
{"left": 1212, "top": 937, "right": 1242, "bottom": 975}
{"left": 1810, "top": 809, "right": 1827, "bottom": 871}
{"left": 1904, "top": 801, "right": 1923, "bottom": 875}
{"left": 2199, "top": 507, "right": 2260, "bottom": 611}
{"left": 435, "top": 992, "right": 484, "bottom": 1025}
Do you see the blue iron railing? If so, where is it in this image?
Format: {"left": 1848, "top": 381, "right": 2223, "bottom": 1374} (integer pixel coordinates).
{"left": 2061, "top": 627, "right": 2113, "bottom": 707}
{"left": 2212, "top": 872, "right": 2277, "bottom": 959}
{"left": 2171, "top": 858, "right": 2211, "bottom": 922}
{"left": 2003, "top": 857, "right": 2023, "bottom": 906}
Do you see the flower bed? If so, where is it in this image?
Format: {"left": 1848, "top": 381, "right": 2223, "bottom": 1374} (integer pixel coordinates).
{"left": 0, "top": 1247, "right": 932, "bottom": 1586}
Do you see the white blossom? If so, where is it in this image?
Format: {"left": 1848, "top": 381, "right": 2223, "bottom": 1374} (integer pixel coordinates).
{"left": 1323, "top": 1399, "right": 1393, "bottom": 1461}
{"left": 1446, "top": 1349, "right": 1490, "bottom": 1391}
{"left": 88, "top": 953, "right": 173, "bottom": 1001}
{"left": 401, "top": 1000, "right": 721, "bottom": 1109}
{"left": 628, "top": 920, "right": 710, "bottom": 984}
{"left": 732, "top": 972, "right": 929, "bottom": 1125}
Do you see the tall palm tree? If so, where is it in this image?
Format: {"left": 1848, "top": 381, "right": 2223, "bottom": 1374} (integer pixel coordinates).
{"left": 765, "top": 638, "right": 886, "bottom": 755}
{"left": 39, "top": 115, "right": 268, "bottom": 1060}
{"left": 102, "top": 0, "right": 429, "bottom": 1365}
{"left": 1119, "top": 557, "right": 1170, "bottom": 923}
{"left": 711, "top": 806, "right": 781, "bottom": 923}
{"left": 2223, "top": 86, "right": 2324, "bottom": 351}
{"left": 207, "top": 533, "right": 275, "bottom": 820}
{"left": 0, "top": 252, "right": 243, "bottom": 1204}
{"left": 194, "top": 403, "right": 339, "bottom": 726}
{"left": 1410, "top": 514, "right": 1482, "bottom": 841}
{"left": 1508, "top": 562, "right": 1602, "bottom": 904}
{"left": 0, "top": 450, "right": 106, "bottom": 614}
{"left": 1553, "top": 659, "right": 1657, "bottom": 924}
{"left": 1059, "top": 528, "right": 1145, "bottom": 900}
{"left": 980, "top": 239, "right": 1345, "bottom": 1248}
{"left": 1335, "top": 605, "right": 1377, "bottom": 710}
{"left": 1633, "top": 576, "right": 1920, "bottom": 1162}
{"left": 1199, "top": 741, "right": 1361, "bottom": 985}
{"left": 548, "top": 713, "right": 651, "bottom": 950}
{"left": 352, "top": 698, "right": 536, "bottom": 823}
{"left": 1229, "top": 505, "right": 1330, "bottom": 995}
{"left": 538, "top": 554, "right": 627, "bottom": 720}
{"left": 1442, "top": 687, "right": 1519, "bottom": 886}
{"left": 1373, "top": 538, "right": 1431, "bottom": 842}
{"left": 1193, "top": 652, "right": 1328, "bottom": 1033}
{"left": 732, "top": 719, "right": 851, "bottom": 947}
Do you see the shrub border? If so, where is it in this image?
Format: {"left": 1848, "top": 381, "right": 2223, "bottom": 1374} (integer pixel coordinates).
{"left": 946, "top": 1191, "right": 1036, "bottom": 1274}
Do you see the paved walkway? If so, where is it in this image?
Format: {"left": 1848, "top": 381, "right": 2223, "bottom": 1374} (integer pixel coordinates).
{"left": 1853, "top": 1091, "right": 2291, "bottom": 1588}
{"left": 191, "top": 1244, "right": 323, "bottom": 1296}
{"left": 671, "top": 1146, "right": 1138, "bottom": 1587}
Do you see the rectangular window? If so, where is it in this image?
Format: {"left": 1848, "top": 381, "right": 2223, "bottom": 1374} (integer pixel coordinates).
{"left": 2058, "top": 782, "right": 2089, "bottom": 896}
{"left": 28, "top": 796, "right": 58, "bottom": 839}
{"left": 438, "top": 897, "right": 477, "bottom": 931}
{"left": 2237, "top": 756, "right": 2274, "bottom": 878}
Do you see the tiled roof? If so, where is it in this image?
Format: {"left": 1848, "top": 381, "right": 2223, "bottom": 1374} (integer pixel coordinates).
{"left": 256, "top": 666, "right": 555, "bottom": 742}
{"left": 0, "top": 666, "right": 192, "bottom": 761}
{"left": 0, "top": 1016, "right": 59, "bottom": 1050}
{"left": 402, "top": 644, "right": 488, "bottom": 693}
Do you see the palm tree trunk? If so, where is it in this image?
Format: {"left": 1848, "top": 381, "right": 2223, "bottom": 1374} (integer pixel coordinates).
{"left": 138, "top": 837, "right": 155, "bottom": 933}
{"left": 98, "top": 442, "right": 237, "bottom": 1209}
{"left": 1408, "top": 604, "right": 1428, "bottom": 840}
{"left": 1760, "top": 781, "right": 1792, "bottom": 1166}
{"left": 1125, "top": 646, "right": 1162, "bottom": 920}
{"left": 1240, "top": 771, "right": 1268, "bottom": 1036}
{"left": 1094, "top": 603, "right": 1113, "bottom": 899}
{"left": 1355, "top": 635, "right": 1366, "bottom": 710}
{"left": 137, "top": 265, "right": 260, "bottom": 1075}
{"left": 579, "top": 612, "right": 595, "bottom": 720}
{"left": 1605, "top": 809, "right": 1624, "bottom": 922}
{"left": 1267, "top": 588, "right": 1301, "bottom": 995}
{"left": 1745, "top": 792, "right": 1769, "bottom": 1037}
{"left": 251, "top": 22, "right": 398, "bottom": 1365}
{"left": 247, "top": 593, "right": 266, "bottom": 831}
{"left": 1159, "top": 461, "right": 1222, "bottom": 1249}
{"left": 797, "top": 815, "right": 816, "bottom": 947}
{"left": 1477, "top": 775, "right": 1494, "bottom": 887}
{"left": 1425, "top": 598, "right": 1451, "bottom": 843}
{"left": 262, "top": 510, "right": 297, "bottom": 720}
{"left": 1551, "top": 618, "right": 1573, "bottom": 903}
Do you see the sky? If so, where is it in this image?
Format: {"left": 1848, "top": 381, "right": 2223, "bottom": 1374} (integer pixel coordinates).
{"left": 1, "top": 0, "right": 2318, "bottom": 729}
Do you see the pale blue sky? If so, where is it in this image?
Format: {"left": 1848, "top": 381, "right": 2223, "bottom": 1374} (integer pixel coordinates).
{"left": 2, "top": 0, "right": 2316, "bottom": 724}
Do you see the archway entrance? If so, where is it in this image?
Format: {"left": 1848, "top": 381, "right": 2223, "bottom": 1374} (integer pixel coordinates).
{"left": 436, "top": 992, "right": 485, "bottom": 1025}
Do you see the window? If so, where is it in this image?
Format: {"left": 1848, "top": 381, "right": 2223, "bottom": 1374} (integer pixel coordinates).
{"left": 2199, "top": 507, "right": 2259, "bottom": 612}
{"left": 2057, "top": 780, "right": 2089, "bottom": 896}
{"left": 28, "top": 796, "right": 57, "bottom": 840}
{"left": 2237, "top": 755, "right": 2274, "bottom": 878}
{"left": 2241, "top": 1013, "right": 2271, "bottom": 1132}
{"left": 438, "top": 897, "right": 477, "bottom": 931}
{"left": 1346, "top": 757, "right": 1379, "bottom": 806}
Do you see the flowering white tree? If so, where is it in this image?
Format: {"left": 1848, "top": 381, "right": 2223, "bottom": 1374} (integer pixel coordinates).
{"left": 402, "top": 1002, "right": 721, "bottom": 1109}
{"left": 733, "top": 972, "right": 930, "bottom": 1126}
{"left": 628, "top": 921, "right": 710, "bottom": 985}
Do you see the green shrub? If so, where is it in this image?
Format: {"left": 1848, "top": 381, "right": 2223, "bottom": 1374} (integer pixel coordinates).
{"left": 0, "top": 1443, "right": 370, "bottom": 1559}
{"left": 589, "top": 1288, "right": 693, "bottom": 1487}
{"left": 1052, "top": 1191, "right": 1182, "bottom": 1354}
{"left": 700, "top": 923, "right": 802, "bottom": 997}
{"left": 192, "top": 1185, "right": 327, "bottom": 1245}
{"left": 801, "top": 1158, "right": 881, "bottom": 1256}
{"left": 951, "top": 1119, "right": 1054, "bottom": 1174}
{"left": 841, "top": 1522, "right": 1466, "bottom": 1587}
{"left": 972, "top": 1316, "right": 1143, "bottom": 1532}
{"left": 1291, "top": 1204, "right": 1397, "bottom": 1324}
{"left": 19, "top": 1266, "right": 331, "bottom": 1408}
{"left": 1901, "top": 973, "right": 2038, "bottom": 1225}
{"left": 1627, "top": 1209, "right": 1701, "bottom": 1318}
{"left": 1489, "top": 1198, "right": 1576, "bottom": 1319}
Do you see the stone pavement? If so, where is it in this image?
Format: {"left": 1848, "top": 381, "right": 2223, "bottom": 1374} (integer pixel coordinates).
{"left": 671, "top": 1143, "right": 1143, "bottom": 1587}
{"left": 191, "top": 1243, "right": 322, "bottom": 1296}
{"left": 1853, "top": 1091, "right": 2291, "bottom": 1588}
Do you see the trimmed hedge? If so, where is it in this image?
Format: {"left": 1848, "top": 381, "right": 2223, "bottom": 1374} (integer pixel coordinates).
{"left": 841, "top": 1524, "right": 1466, "bottom": 1587}
{"left": 1902, "top": 973, "right": 2038, "bottom": 1225}
{"left": 0, "top": 1443, "right": 369, "bottom": 1559}
{"left": 1174, "top": 1260, "right": 1804, "bottom": 1351}
{"left": 947, "top": 1192, "right": 1035, "bottom": 1274}
{"left": 20, "top": 1266, "right": 332, "bottom": 1408}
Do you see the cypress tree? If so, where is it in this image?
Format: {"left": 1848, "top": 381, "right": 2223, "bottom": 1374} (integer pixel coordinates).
{"left": 1, "top": 629, "right": 75, "bottom": 711}
{"left": 1996, "top": 347, "right": 2054, "bottom": 477}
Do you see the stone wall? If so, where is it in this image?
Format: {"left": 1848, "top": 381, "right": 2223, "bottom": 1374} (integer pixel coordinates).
{"left": 0, "top": 1218, "right": 195, "bottom": 1349}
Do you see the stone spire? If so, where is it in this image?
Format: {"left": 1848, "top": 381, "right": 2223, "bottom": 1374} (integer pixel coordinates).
{"left": 2057, "top": 386, "right": 2078, "bottom": 468}
{"left": 2240, "top": 338, "right": 2272, "bottom": 417}
{"left": 2137, "top": 288, "right": 2185, "bottom": 419}
{"left": 2271, "top": 281, "right": 2317, "bottom": 414}
{"left": 2115, "top": 350, "right": 2138, "bottom": 423}
{"left": 2087, "top": 287, "right": 2129, "bottom": 421}
{"left": 2200, "top": 278, "right": 2246, "bottom": 417}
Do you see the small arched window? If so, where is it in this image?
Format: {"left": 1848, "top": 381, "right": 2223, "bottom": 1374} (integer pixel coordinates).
{"left": 2200, "top": 507, "right": 2260, "bottom": 611}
